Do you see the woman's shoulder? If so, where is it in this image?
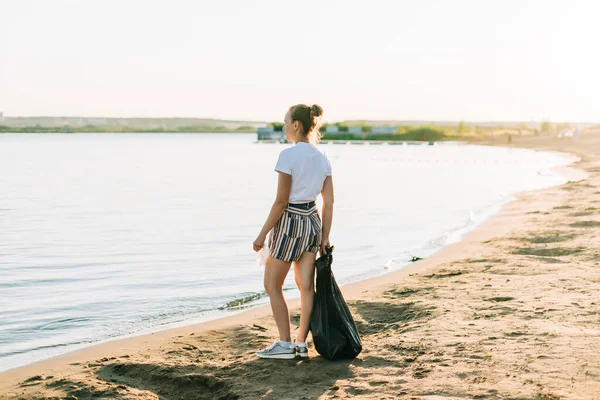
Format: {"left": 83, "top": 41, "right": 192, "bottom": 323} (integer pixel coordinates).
{"left": 315, "top": 146, "right": 330, "bottom": 159}
{"left": 277, "top": 144, "right": 295, "bottom": 155}
{"left": 281, "top": 143, "right": 329, "bottom": 160}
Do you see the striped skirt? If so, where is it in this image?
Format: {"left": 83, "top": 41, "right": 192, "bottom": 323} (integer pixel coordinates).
{"left": 268, "top": 205, "right": 322, "bottom": 262}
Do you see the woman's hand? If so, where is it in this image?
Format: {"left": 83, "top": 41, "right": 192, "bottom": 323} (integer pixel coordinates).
{"left": 320, "top": 237, "right": 331, "bottom": 257}
{"left": 253, "top": 233, "right": 266, "bottom": 252}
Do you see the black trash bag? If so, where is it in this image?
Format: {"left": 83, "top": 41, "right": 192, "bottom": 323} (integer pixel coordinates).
{"left": 310, "top": 246, "right": 362, "bottom": 360}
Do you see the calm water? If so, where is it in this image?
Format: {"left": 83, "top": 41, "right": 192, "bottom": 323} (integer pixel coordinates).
{"left": 0, "top": 133, "right": 576, "bottom": 371}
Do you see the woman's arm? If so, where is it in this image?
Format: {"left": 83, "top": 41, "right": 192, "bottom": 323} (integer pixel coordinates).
{"left": 253, "top": 172, "right": 292, "bottom": 252}
{"left": 320, "top": 175, "right": 334, "bottom": 255}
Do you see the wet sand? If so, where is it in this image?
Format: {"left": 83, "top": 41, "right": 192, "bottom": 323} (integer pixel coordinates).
{"left": 2, "top": 131, "right": 599, "bottom": 399}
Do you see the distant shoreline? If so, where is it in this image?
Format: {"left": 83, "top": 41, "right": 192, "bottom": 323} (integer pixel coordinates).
{"left": 0, "top": 128, "right": 468, "bottom": 142}
{"left": 1, "top": 125, "right": 592, "bottom": 145}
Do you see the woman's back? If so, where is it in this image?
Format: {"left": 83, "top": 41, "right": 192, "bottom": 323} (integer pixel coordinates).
{"left": 275, "top": 142, "right": 332, "bottom": 203}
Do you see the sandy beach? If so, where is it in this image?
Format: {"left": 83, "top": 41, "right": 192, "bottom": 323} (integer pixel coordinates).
{"left": 1, "top": 131, "right": 599, "bottom": 400}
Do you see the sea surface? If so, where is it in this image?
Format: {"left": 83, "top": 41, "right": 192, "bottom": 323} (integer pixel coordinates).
{"left": 0, "top": 133, "right": 577, "bottom": 372}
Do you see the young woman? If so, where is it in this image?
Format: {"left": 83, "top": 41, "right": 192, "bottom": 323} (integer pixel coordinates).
{"left": 252, "top": 104, "right": 334, "bottom": 359}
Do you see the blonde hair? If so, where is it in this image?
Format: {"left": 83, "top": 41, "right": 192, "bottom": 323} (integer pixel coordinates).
{"left": 289, "top": 104, "right": 324, "bottom": 144}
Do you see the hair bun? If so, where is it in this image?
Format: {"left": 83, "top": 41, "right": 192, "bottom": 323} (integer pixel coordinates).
{"left": 310, "top": 104, "right": 324, "bottom": 118}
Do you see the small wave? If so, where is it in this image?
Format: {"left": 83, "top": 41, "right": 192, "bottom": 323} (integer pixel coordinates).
{"left": 384, "top": 254, "right": 422, "bottom": 270}
{"left": 1, "top": 340, "right": 89, "bottom": 358}
{"left": 429, "top": 197, "right": 514, "bottom": 249}
{"left": 218, "top": 291, "right": 268, "bottom": 310}
{"left": 217, "top": 287, "right": 297, "bottom": 311}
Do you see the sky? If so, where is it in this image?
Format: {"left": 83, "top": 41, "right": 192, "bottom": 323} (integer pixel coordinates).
{"left": 0, "top": 0, "right": 598, "bottom": 122}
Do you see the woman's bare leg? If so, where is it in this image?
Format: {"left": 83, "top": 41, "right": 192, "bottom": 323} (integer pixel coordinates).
{"left": 264, "top": 255, "right": 292, "bottom": 342}
{"left": 293, "top": 250, "right": 317, "bottom": 343}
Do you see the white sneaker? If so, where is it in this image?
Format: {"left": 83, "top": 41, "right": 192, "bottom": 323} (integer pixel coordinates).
{"left": 255, "top": 341, "right": 296, "bottom": 359}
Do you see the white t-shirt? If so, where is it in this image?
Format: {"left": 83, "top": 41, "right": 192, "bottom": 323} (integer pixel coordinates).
{"left": 274, "top": 142, "right": 332, "bottom": 203}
